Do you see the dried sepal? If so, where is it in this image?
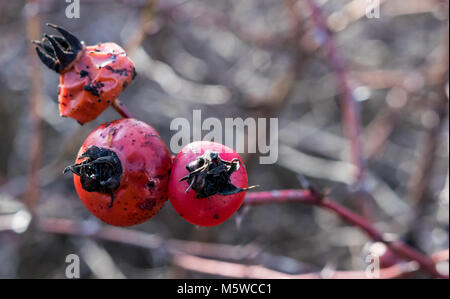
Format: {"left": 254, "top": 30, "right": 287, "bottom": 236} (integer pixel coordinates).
{"left": 33, "top": 23, "right": 84, "bottom": 73}
{"left": 180, "top": 150, "right": 256, "bottom": 198}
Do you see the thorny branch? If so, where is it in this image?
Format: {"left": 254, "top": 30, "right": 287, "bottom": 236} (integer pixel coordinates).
{"left": 244, "top": 189, "right": 448, "bottom": 278}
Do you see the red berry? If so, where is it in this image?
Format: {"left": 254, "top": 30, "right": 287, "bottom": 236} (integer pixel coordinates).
{"left": 168, "top": 141, "right": 255, "bottom": 226}
{"left": 64, "top": 119, "right": 172, "bottom": 226}
{"left": 34, "top": 24, "right": 136, "bottom": 124}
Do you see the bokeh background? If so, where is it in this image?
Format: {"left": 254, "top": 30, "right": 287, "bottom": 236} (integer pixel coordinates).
{"left": 0, "top": 0, "right": 448, "bottom": 278}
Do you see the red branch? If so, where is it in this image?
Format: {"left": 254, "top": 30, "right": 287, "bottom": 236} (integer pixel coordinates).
{"left": 305, "top": 0, "right": 365, "bottom": 187}
{"left": 244, "top": 190, "right": 447, "bottom": 279}
{"left": 304, "top": 0, "right": 375, "bottom": 221}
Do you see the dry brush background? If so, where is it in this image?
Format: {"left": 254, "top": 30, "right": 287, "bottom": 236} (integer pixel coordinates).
{"left": 0, "top": 0, "right": 448, "bottom": 278}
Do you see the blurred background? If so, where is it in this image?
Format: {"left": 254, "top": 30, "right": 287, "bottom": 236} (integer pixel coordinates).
{"left": 0, "top": 0, "right": 448, "bottom": 278}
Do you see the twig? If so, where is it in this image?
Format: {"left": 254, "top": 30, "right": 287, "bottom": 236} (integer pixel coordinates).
{"left": 364, "top": 97, "right": 408, "bottom": 159}
{"left": 24, "top": 0, "right": 43, "bottom": 216}
{"left": 407, "top": 27, "right": 449, "bottom": 247}
{"left": 304, "top": 0, "right": 372, "bottom": 219}
{"left": 35, "top": 217, "right": 262, "bottom": 262}
{"left": 172, "top": 252, "right": 444, "bottom": 279}
{"left": 408, "top": 26, "right": 449, "bottom": 204}
{"left": 408, "top": 96, "right": 448, "bottom": 205}
{"left": 305, "top": 0, "right": 365, "bottom": 186}
{"left": 172, "top": 253, "right": 297, "bottom": 279}
{"left": 244, "top": 189, "right": 447, "bottom": 278}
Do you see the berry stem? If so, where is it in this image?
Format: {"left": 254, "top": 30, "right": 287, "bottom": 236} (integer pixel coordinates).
{"left": 244, "top": 189, "right": 447, "bottom": 279}
{"left": 112, "top": 98, "right": 134, "bottom": 119}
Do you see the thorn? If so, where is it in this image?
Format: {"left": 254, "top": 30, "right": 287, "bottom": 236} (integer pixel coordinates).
{"left": 297, "top": 174, "right": 321, "bottom": 197}
{"left": 297, "top": 174, "right": 310, "bottom": 190}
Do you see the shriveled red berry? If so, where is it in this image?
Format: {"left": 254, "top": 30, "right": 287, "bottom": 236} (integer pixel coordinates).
{"left": 64, "top": 119, "right": 172, "bottom": 226}
{"left": 168, "top": 141, "right": 255, "bottom": 226}
{"left": 34, "top": 24, "right": 136, "bottom": 124}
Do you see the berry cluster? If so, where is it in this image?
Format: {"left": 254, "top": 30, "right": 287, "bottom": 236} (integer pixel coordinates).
{"left": 35, "top": 24, "right": 255, "bottom": 227}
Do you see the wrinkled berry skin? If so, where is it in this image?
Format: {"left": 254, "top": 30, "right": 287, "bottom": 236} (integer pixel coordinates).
{"left": 71, "top": 119, "right": 172, "bottom": 226}
{"left": 59, "top": 43, "right": 135, "bottom": 124}
{"left": 34, "top": 24, "right": 135, "bottom": 124}
{"left": 169, "top": 141, "right": 249, "bottom": 226}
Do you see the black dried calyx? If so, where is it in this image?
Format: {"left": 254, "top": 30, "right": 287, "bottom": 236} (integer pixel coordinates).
{"left": 179, "top": 150, "right": 256, "bottom": 198}
{"left": 33, "top": 23, "right": 84, "bottom": 73}
{"left": 64, "top": 146, "right": 122, "bottom": 208}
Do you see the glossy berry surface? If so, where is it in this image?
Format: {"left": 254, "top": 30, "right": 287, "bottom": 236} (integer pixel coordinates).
{"left": 34, "top": 24, "right": 136, "bottom": 124}
{"left": 65, "top": 118, "right": 172, "bottom": 226}
{"left": 169, "top": 141, "right": 251, "bottom": 226}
